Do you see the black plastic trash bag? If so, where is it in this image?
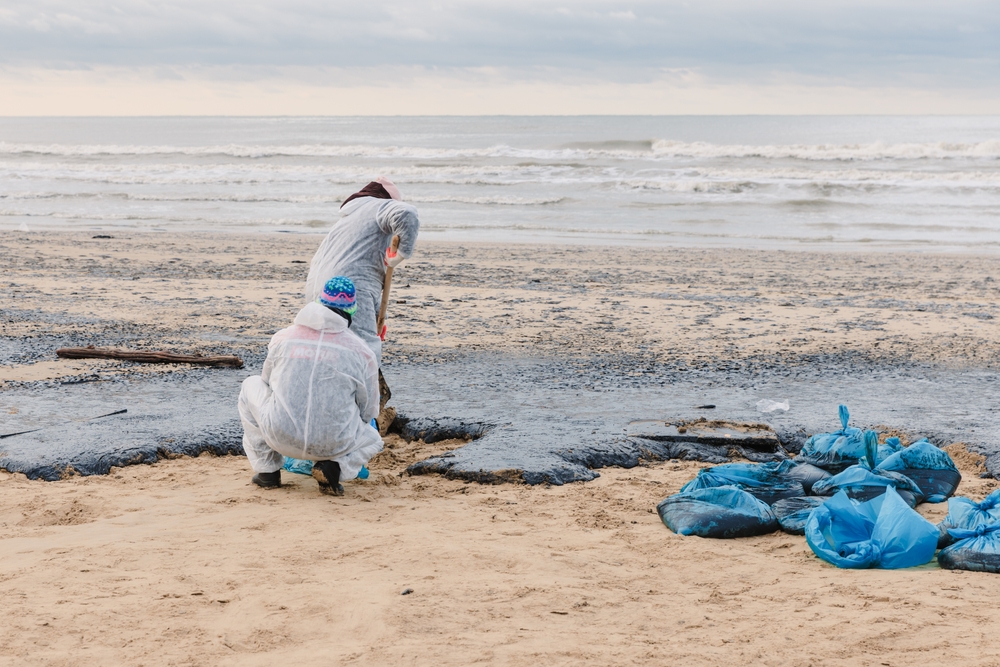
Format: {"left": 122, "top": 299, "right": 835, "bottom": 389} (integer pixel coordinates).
{"left": 680, "top": 461, "right": 806, "bottom": 505}
{"left": 936, "top": 490, "right": 1000, "bottom": 548}
{"left": 939, "top": 522, "right": 1000, "bottom": 573}
{"left": 657, "top": 485, "right": 778, "bottom": 539}
{"left": 796, "top": 405, "right": 867, "bottom": 473}
{"left": 874, "top": 438, "right": 961, "bottom": 503}
{"left": 772, "top": 496, "right": 827, "bottom": 535}
{"left": 804, "top": 488, "right": 938, "bottom": 569}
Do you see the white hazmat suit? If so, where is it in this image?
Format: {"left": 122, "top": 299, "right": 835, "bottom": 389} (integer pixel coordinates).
{"left": 304, "top": 196, "right": 420, "bottom": 366}
{"left": 238, "top": 302, "right": 382, "bottom": 480}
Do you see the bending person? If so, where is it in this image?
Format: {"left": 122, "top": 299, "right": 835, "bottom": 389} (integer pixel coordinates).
{"left": 304, "top": 177, "right": 419, "bottom": 366}
{"left": 239, "top": 277, "right": 381, "bottom": 496}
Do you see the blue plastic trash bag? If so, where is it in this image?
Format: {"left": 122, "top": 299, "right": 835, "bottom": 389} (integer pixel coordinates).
{"left": 878, "top": 436, "right": 904, "bottom": 463}
{"left": 936, "top": 490, "right": 1000, "bottom": 548}
{"left": 658, "top": 485, "right": 778, "bottom": 539}
{"left": 811, "top": 465, "right": 923, "bottom": 507}
{"left": 874, "top": 438, "right": 960, "bottom": 503}
{"left": 938, "top": 521, "right": 1000, "bottom": 573}
{"left": 804, "top": 487, "right": 938, "bottom": 569}
{"left": 855, "top": 433, "right": 902, "bottom": 470}
{"left": 283, "top": 457, "right": 369, "bottom": 480}
{"left": 282, "top": 456, "right": 314, "bottom": 475}
{"left": 796, "top": 405, "right": 867, "bottom": 473}
{"left": 772, "top": 496, "right": 827, "bottom": 535}
{"left": 680, "top": 461, "right": 805, "bottom": 505}
{"left": 784, "top": 462, "right": 831, "bottom": 495}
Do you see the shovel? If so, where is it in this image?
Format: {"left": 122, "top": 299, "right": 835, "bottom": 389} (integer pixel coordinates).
{"left": 375, "top": 235, "right": 400, "bottom": 414}
{"left": 376, "top": 234, "right": 401, "bottom": 337}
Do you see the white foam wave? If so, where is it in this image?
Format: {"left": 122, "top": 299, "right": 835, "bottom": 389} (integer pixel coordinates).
{"left": 0, "top": 142, "right": 532, "bottom": 160}
{"left": 0, "top": 191, "right": 567, "bottom": 206}
{"left": 649, "top": 139, "right": 1000, "bottom": 161}
{"left": 407, "top": 195, "right": 565, "bottom": 205}
{"left": 619, "top": 180, "right": 756, "bottom": 194}
{"left": 3, "top": 139, "right": 1000, "bottom": 162}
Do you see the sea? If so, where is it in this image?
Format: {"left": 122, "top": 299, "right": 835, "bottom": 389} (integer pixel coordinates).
{"left": 2, "top": 115, "right": 1000, "bottom": 252}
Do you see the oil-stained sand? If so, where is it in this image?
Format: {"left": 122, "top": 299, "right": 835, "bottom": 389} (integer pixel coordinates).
{"left": 6, "top": 233, "right": 1000, "bottom": 482}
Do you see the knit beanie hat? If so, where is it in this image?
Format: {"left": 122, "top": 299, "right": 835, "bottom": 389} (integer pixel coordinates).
{"left": 318, "top": 276, "right": 357, "bottom": 316}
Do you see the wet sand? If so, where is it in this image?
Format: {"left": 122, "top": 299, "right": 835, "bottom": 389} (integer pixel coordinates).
{"left": 4, "top": 231, "right": 1000, "bottom": 665}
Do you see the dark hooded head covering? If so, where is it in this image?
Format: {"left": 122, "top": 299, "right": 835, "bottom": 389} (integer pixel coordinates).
{"left": 340, "top": 177, "right": 402, "bottom": 209}
{"left": 341, "top": 181, "right": 392, "bottom": 209}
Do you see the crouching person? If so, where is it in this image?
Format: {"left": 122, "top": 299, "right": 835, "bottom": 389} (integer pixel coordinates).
{"left": 238, "top": 276, "right": 381, "bottom": 496}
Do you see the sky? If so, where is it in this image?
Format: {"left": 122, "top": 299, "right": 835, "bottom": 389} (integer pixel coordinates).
{"left": 0, "top": 0, "right": 998, "bottom": 115}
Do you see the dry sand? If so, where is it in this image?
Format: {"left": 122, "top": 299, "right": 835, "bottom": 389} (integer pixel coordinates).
{"left": 4, "top": 232, "right": 1000, "bottom": 666}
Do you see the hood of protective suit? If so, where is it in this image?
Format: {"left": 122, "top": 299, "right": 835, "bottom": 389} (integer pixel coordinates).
{"left": 294, "top": 301, "right": 350, "bottom": 332}
{"left": 338, "top": 197, "right": 371, "bottom": 218}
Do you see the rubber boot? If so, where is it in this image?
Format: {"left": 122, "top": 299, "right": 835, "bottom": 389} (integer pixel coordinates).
{"left": 252, "top": 470, "right": 281, "bottom": 488}
{"left": 313, "top": 460, "right": 344, "bottom": 496}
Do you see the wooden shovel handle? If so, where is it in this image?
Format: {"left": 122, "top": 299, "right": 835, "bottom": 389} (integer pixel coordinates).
{"left": 376, "top": 235, "right": 401, "bottom": 334}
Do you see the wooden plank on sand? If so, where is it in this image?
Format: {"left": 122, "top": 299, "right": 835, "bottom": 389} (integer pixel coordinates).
{"left": 56, "top": 346, "right": 244, "bottom": 368}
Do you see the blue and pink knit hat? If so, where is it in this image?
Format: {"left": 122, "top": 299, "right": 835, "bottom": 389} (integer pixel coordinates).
{"left": 318, "top": 276, "right": 357, "bottom": 316}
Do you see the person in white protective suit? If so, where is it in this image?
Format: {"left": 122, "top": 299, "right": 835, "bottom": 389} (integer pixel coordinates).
{"left": 238, "top": 276, "right": 382, "bottom": 495}
{"left": 304, "top": 177, "right": 419, "bottom": 367}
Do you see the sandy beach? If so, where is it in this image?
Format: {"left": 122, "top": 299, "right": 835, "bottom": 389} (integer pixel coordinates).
{"left": 4, "top": 231, "right": 1000, "bottom": 665}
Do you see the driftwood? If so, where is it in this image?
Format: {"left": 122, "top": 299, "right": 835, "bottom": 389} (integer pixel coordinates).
{"left": 56, "top": 346, "right": 244, "bottom": 368}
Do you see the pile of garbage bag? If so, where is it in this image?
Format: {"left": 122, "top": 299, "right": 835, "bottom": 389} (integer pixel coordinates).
{"left": 655, "top": 404, "right": 990, "bottom": 572}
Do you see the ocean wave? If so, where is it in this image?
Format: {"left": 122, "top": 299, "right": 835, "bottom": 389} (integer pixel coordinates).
{"left": 6, "top": 158, "right": 1000, "bottom": 195}
{"left": 407, "top": 195, "right": 565, "bottom": 205}
{"left": 3, "top": 138, "right": 1000, "bottom": 162}
{"left": 648, "top": 139, "right": 1000, "bottom": 161}
{"left": 617, "top": 180, "right": 757, "bottom": 194}
{"left": 0, "top": 142, "right": 535, "bottom": 160}
{"left": 0, "top": 191, "right": 566, "bottom": 207}
{"left": 0, "top": 160, "right": 579, "bottom": 186}
{"left": 0, "top": 208, "right": 331, "bottom": 227}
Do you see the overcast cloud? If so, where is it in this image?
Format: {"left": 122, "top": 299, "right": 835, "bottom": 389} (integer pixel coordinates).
{"left": 1, "top": 0, "right": 997, "bottom": 87}
{"left": 0, "top": 0, "right": 997, "bottom": 114}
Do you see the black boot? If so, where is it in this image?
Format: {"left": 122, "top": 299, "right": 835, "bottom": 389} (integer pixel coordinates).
{"left": 313, "top": 460, "right": 344, "bottom": 496}
{"left": 252, "top": 470, "right": 281, "bottom": 488}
